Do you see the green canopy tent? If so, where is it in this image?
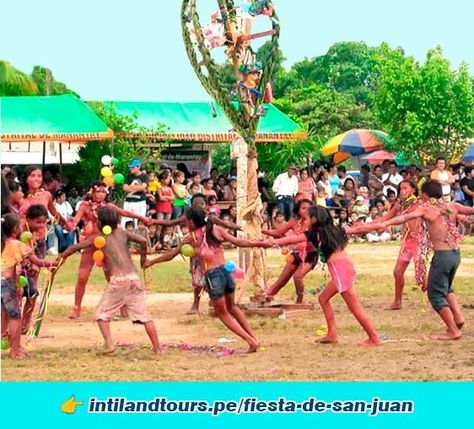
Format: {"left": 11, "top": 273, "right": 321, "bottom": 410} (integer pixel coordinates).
{"left": 0, "top": 94, "right": 113, "bottom": 174}
{"left": 103, "top": 101, "right": 304, "bottom": 142}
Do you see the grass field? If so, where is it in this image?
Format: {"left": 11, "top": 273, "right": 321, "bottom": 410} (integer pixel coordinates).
{"left": 2, "top": 238, "right": 474, "bottom": 381}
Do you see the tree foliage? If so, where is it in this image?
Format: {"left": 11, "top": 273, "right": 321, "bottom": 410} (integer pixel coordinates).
{"left": 30, "top": 66, "right": 77, "bottom": 96}
{"left": 374, "top": 45, "right": 474, "bottom": 163}
{"left": 71, "top": 103, "right": 168, "bottom": 200}
{"left": 0, "top": 60, "right": 38, "bottom": 96}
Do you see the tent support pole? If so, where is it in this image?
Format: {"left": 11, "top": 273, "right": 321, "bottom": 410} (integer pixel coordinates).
{"left": 59, "top": 143, "right": 64, "bottom": 184}
{"left": 42, "top": 141, "right": 46, "bottom": 167}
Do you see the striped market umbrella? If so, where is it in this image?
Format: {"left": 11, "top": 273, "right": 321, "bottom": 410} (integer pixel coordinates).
{"left": 321, "top": 129, "right": 393, "bottom": 157}
{"left": 463, "top": 143, "right": 474, "bottom": 163}
{"left": 359, "top": 150, "right": 409, "bottom": 165}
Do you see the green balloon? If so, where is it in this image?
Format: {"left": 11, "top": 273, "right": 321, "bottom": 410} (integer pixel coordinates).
{"left": 20, "top": 231, "right": 33, "bottom": 243}
{"left": 114, "top": 173, "right": 125, "bottom": 184}
{"left": 1, "top": 337, "right": 10, "bottom": 350}
{"left": 111, "top": 157, "right": 119, "bottom": 166}
{"left": 17, "top": 276, "right": 28, "bottom": 288}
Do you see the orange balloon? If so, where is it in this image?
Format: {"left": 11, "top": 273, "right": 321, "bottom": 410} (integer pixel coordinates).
{"left": 103, "top": 176, "right": 114, "bottom": 187}
{"left": 93, "top": 236, "right": 106, "bottom": 249}
{"left": 84, "top": 222, "right": 94, "bottom": 236}
{"left": 281, "top": 247, "right": 289, "bottom": 255}
{"left": 93, "top": 250, "right": 104, "bottom": 263}
{"left": 285, "top": 254, "right": 295, "bottom": 264}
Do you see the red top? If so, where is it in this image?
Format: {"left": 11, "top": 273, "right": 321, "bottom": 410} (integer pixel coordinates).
{"left": 156, "top": 186, "right": 173, "bottom": 214}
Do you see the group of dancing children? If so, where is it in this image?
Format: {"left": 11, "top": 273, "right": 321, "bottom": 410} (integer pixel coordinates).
{"left": 2, "top": 168, "right": 474, "bottom": 358}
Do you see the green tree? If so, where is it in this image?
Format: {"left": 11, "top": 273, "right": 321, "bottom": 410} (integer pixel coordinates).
{"left": 374, "top": 46, "right": 474, "bottom": 163}
{"left": 0, "top": 60, "right": 38, "bottom": 96}
{"left": 71, "top": 103, "right": 168, "bottom": 200}
{"left": 30, "top": 66, "right": 77, "bottom": 96}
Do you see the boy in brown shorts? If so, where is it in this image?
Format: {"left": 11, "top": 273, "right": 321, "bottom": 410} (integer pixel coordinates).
{"left": 60, "top": 206, "right": 163, "bottom": 355}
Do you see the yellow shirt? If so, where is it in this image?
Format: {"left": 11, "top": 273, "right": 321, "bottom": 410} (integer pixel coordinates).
{"left": 1, "top": 239, "right": 31, "bottom": 276}
{"left": 148, "top": 180, "right": 161, "bottom": 193}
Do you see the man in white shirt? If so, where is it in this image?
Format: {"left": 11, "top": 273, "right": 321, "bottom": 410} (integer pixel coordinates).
{"left": 382, "top": 161, "right": 403, "bottom": 196}
{"left": 430, "top": 157, "right": 455, "bottom": 199}
{"left": 272, "top": 163, "right": 299, "bottom": 220}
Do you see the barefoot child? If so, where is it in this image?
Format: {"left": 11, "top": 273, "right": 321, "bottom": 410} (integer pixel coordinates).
{"left": 260, "top": 205, "right": 381, "bottom": 346}
{"left": 1, "top": 213, "right": 57, "bottom": 359}
{"left": 145, "top": 206, "right": 262, "bottom": 353}
{"left": 59, "top": 206, "right": 161, "bottom": 355}
{"left": 379, "top": 180, "right": 474, "bottom": 341}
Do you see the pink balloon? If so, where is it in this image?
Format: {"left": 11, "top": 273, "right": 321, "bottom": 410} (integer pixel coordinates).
{"left": 233, "top": 267, "right": 245, "bottom": 279}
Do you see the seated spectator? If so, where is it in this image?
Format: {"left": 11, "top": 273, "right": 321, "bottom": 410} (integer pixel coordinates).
{"left": 453, "top": 181, "right": 466, "bottom": 204}
{"left": 338, "top": 208, "right": 349, "bottom": 228}
{"left": 163, "top": 226, "right": 180, "bottom": 250}
{"left": 207, "top": 195, "right": 221, "bottom": 217}
{"left": 272, "top": 209, "right": 286, "bottom": 229}
{"left": 375, "top": 199, "right": 388, "bottom": 216}
{"left": 328, "top": 208, "right": 338, "bottom": 225}
{"left": 357, "top": 186, "right": 370, "bottom": 205}
{"left": 147, "top": 224, "right": 161, "bottom": 253}
{"left": 134, "top": 219, "right": 152, "bottom": 253}
{"left": 365, "top": 207, "right": 391, "bottom": 243}
{"left": 343, "top": 177, "right": 357, "bottom": 200}
{"left": 326, "top": 189, "right": 347, "bottom": 209}
{"left": 352, "top": 196, "right": 369, "bottom": 219}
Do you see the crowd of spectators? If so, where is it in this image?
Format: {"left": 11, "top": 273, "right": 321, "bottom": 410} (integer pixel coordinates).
{"left": 2, "top": 155, "right": 473, "bottom": 254}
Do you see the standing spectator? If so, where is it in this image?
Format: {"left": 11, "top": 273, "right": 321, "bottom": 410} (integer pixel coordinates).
{"left": 272, "top": 164, "right": 299, "bottom": 220}
{"left": 207, "top": 195, "right": 221, "bottom": 217}
{"left": 359, "top": 164, "right": 371, "bottom": 188}
{"left": 210, "top": 167, "right": 219, "bottom": 183}
{"left": 122, "top": 159, "right": 148, "bottom": 226}
{"left": 296, "top": 168, "right": 315, "bottom": 202}
{"left": 460, "top": 166, "right": 474, "bottom": 206}
{"left": 202, "top": 178, "right": 217, "bottom": 198}
{"left": 327, "top": 165, "right": 341, "bottom": 195}
{"left": 215, "top": 175, "right": 228, "bottom": 200}
{"left": 431, "top": 157, "right": 455, "bottom": 200}
{"left": 172, "top": 170, "right": 187, "bottom": 219}
{"left": 453, "top": 181, "right": 466, "bottom": 204}
{"left": 176, "top": 162, "right": 192, "bottom": 180}
{"left": 368, "top": 164, "right": 384, "bottom": 197}
{"left": 337, "top": 165, "right": 354, "bottom": 186}
{"left": 155, "top": 171, "right": 174, "bottom": 238}
{"left": 382, "top": 161, "right": 403, "bottom": 196}
{"left": 224, "top": 177, "right": 237, "bottom": 201}
{"left": 42, "top": 170, "right": 60, "bottom": 194}
{"left": 147, "top": 172, "right": 160, "bottom": 195}
{"left": 317, "top": 169, "right": 333, "bottom": 199}
{"left": 54, "top": 190, "right": 75, "bottom": 252}
{"left": 257, "top": 170, "right": 271, "bottom": 222}
{"left": 228, "top": 205, "right": 238, "bottom": 224}
{"left": 382, "top": 159, "right": 391, "bottom": 174}
{"left": 7, "top": 181, "right": 24, "bottom": 215}
{"left": 67, "top": 188, "right": 81, "bottom": 212}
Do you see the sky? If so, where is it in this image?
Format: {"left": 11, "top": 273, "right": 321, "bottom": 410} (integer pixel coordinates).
{"left": 1, "top": 0, "right": 473, "bottom": 102}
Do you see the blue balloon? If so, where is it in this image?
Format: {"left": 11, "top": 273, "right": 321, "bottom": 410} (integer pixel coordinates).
{"left": 224, "top": 261, "right": 236, "bottom": 273}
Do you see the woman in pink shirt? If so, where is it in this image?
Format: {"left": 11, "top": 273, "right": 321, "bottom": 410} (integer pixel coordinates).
{"left": 296, "top": 168, "right": 316, "bottom": 203}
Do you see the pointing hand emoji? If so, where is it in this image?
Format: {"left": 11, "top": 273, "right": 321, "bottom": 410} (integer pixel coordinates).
{"left": 61, "top": 396, "right": 84, "bottom": 414}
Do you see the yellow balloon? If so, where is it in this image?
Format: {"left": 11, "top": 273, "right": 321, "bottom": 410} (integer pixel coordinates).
{"left": 102, "top": 225, "right": 112, "bottom": 235}
{"left": 101, "top": 167, "right": 113, "bottom": 178}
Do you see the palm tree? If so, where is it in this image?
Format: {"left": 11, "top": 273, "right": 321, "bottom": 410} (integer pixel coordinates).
{"left": 0, "top": 60, "right": 38, "bottom": 96}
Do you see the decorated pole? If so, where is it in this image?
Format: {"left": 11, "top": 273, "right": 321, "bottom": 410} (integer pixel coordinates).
{"left": 181, "top": 0, "right": 280, "bottom": 297}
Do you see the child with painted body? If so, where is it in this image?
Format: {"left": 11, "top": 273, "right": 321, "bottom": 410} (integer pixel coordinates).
{"left": 260, "top": 206, "right": 381, "bottom": 346}
{"left": 59, "top": 206, "right": 161, "bottom": 355}
{"left": 145, "top": 207, "right": 262, "bottom": 353}
{"left": 67, "top": 181, "right": 174, "bottom": 319}
{"left": 262, "top": 199, "right": 317, "bottom": 303}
